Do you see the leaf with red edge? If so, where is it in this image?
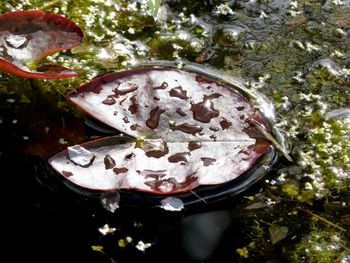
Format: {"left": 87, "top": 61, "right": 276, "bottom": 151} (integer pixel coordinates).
{"left": 49, "top": 67, "right": 277, "bottom": 196}
{"left": 0, "top": 10, "right": 83, "bottom": 79}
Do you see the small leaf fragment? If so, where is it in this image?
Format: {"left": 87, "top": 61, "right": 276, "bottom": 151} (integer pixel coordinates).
{"left": 135, "top": 240, "right": 152, "bottom": 252}
{"left": 0, "top": 10, "right": 83, "bottom": 79}
{"left": 91, "top": 245, "right": 104, "bottom": 252}
{"left": 160, "top": 197, "right": 184, "bottom": 211}
{"left": 100, "top": 192, "right": 120, "bottom": 213}
{"left": 269, "top": 224, "right": 288, "bottom": 244}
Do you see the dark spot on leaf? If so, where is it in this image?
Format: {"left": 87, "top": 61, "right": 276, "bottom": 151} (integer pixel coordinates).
{"left": 169, "top": 86, "right": 189, "bottom": 100}
{"left": 113, "top": 167, "right": 128, "bottom": 174}
{"left": 176, "top": 108, "right": 187, "bottom": 116}
{"left": 125, "top": 153, "right": 135, "bottom": 160}
{"left": 130, "top": 124, "right": 140, "bottom": 130}
{"left": 92, "top": 85, "right": 103, "bottom": 94}
{"left": 201, "top": 157, "right": 216, "bottom": 166}
{"left": 188, "top": 141, "right": 202, "bottom": 151}
{"left": 62, "top": 170, "right": 73, "bottom": 177}
{"left": 128, "top": 95, "right": 138, "bottom": 114}
{"left": 170, "top": 123, "right": 203, "bottom": 135}
{"left": 168, "top": 152, "right": 191, "bottom": 163}
{"left": 146, "top": 106, "right": 165, "bottom": 129}
{"left": 104, "top": 154, "right": 116, "bottom": 170}
{"left": 219, "top": 118, "right": 232, "bottom": 130}
{"left": 153, "top": 81, "right": 168, "bottom": 90}
{"left": 113, "top": 82, "right": 138, "bottom": 97}
{"left": 123, "top": 116, "right": 130, "bottom": 123}
{"left": 145, "top": 144, "right": 169, "bottom": 158}
{"left": 191, "top": 93, "right": 221, "bottom": 123}
{"left": 102, "top": 96, "right": 116, "bottom": 105}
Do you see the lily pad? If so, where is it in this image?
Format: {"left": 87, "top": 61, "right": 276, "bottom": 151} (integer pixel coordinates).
{"left": 0, "top": 10, "right": 83, "bottom": 79}
{"left": 49, "top": 67, "right": 280, "bottom": 204}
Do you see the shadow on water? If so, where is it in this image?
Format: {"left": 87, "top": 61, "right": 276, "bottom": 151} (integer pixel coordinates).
{"left": 1, "top": 150, "right": 277, "bottom": 263}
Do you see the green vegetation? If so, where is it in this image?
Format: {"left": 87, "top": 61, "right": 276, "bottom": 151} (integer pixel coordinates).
{"left": 1, "top": 0, "right": 350, "bottom": 262}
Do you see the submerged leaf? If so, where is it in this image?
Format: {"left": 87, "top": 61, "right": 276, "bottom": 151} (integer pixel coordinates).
{"left": 0, "top": 10, "right": 83, "bottom": 79}
{"left": 269, "top": 224, "right": 288, "bottom": 244}
{"left": 49, "top": 67, "right": 277, "bottom": 196}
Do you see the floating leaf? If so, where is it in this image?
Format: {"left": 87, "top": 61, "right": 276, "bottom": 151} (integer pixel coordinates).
{"left": 269, "top": 224, "right": 288, "bottom": 244}
{"left": 49, "top": 67, "right": 278, "bottom": 198}
{"left": 0, "top": 10, "right": 83, "bottom": 79}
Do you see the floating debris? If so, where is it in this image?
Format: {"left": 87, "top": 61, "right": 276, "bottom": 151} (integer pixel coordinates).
{"left": 98, "top": 224, "right": 117, "bottom": 235}
{"left": 135, "top": 240, "right": 152, "bottom": 252}
{"left": 160, "top": 197, "right": 184, "bottom": 211}
{"left": 100, "top": 192, "right": 120, "bottom": 213}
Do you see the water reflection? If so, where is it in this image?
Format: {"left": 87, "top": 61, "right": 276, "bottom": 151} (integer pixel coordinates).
{"left": 181, "top": 210, "right": 233, "bottom": 261}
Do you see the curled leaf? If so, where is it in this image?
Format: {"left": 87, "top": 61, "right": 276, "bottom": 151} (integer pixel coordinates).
{"left": 0, "top": 10, "right": 83, "bottom": 79}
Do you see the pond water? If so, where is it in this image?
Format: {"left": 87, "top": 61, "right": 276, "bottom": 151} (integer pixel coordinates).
{"left": 1, "top": 0, "right": 350, "bottom": 262}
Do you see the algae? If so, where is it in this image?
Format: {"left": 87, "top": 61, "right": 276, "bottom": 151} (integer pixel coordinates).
{"left": 1, "top": 0, "right": 350, "bottom": 262}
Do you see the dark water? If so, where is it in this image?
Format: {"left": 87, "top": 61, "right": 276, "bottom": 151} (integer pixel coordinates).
{"left": 2, "top": 154, "right": 269, "bottom": 262}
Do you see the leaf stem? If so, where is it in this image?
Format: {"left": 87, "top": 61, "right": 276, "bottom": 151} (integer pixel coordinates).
{"left": 247, "top": 117, "right": 293, "bottom": 162}
{"left": 299, "top": 207, "right": 346, "bottom": 232}
{"left": 189, "top": 190, "right": 208, "bottom": 204}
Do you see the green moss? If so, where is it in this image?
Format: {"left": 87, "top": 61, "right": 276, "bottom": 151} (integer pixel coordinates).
{"left": 289, "top": 224, "right": 349, "bottom": 263}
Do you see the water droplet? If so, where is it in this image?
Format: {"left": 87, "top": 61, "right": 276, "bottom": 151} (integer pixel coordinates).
{"left": 160, "top": 197, "right": 184, "bottom": 211}
{"left": 188, "top": 141, "right": 202, "bottom": 151}
{"left": 67, "top": 145, "right": 95, "bottom": 167}
{"left": 113, "top": 167, "right": 129, "bottom": 174}
{"left": 102, "top": 96, "right": 116, "bottom": 105}
{"left": 219, "top": 118, "right": 232, "bottom": 129}
{"left": 5, "top": 34, "right": 29, "bottom": 49}
{"left": 153, "top": 81, "right": 168, "bottom": 90}
{"left": 128, "top": 95, "right": 138, "bottom": 114}
{"left": 62, "top": 170, "right": 73, "bottom": 178}
{"left": 142, "top": 140, "right": 169, "bottom": 158}
{"left": 146, "top": 106, "right": 165, "bottom": 129}
{"left": 123, "top": 116, "right": 130, "bottom": 123}
{"left": 168, "top": 152, "right": 191, "bottom": 163}
{"left": 130, "top": 124, "right": 140, "bottom": 130}
{"left": 176, "top": 108, "right": 187, "bottom": 116}
{"left": 113, "top": 82, "right": 138, "bottom": 96}
{"left": 170, "top": 123, "right": 203, "bottom": 135}
{"left": 169, "top": 86, "right": 189, "bottom": 100}
{"left": 104, "top": 154, "right": 116, "bottom": 170}
{"left": 191, "top": 93, "right": 221, "bottom": 123}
